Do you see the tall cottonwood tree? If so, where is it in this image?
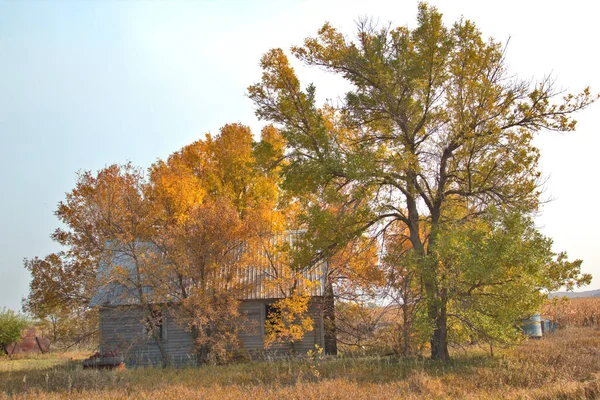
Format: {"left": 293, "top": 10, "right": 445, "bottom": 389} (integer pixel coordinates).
{"left": 249, "top": 3, "right": 596, "bottom": 359}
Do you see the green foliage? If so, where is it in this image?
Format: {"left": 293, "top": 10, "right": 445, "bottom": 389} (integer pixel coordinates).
{"left": 0, "top": 308, "right": 29, "bottom": 351}
{"left": 432, "top": 211, "right": 591, "bottom": 347}
{"left": 249, "top": 3, "right": 597, "bottom": 359}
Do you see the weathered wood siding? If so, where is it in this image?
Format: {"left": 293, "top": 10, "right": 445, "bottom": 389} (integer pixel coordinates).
{"left": 255, "top": 298, "right": 324, "bottom": 358}
{"left": 99, "top": 297, "right": 325, "bottom": 367}
{"left": 99, "top": 307, "right": 194, "bottom": 367}
{"left": 237, "top": 298, "right": 325, "bottom": 359}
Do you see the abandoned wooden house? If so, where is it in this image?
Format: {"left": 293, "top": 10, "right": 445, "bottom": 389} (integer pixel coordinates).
{"left": 89, "top": 235, "right": 336, "bottom": 367}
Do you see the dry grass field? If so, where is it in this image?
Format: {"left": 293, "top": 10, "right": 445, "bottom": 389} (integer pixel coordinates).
{"left": 1, "top": 328, "right": 599, "bottom": 400}
{"left": 2, "top": 298, "right": 600, "bottom": 399}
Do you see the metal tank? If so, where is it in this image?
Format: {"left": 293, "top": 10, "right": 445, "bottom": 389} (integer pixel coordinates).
{"left": 521, "top": 314, "right": 542, "bottom": 338}
{"left": 541, "top": 318, "right": 558, "bottom": 334}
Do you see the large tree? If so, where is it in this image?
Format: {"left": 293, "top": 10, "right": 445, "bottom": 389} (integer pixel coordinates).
{"left": 249, "top": 3, "right": 596, "bottom": 359}
{"left": 24, "top": 123, "right": 294, "bottom": 364}
{"left": 145, "top": 123, "right": 288, "bottom": 362}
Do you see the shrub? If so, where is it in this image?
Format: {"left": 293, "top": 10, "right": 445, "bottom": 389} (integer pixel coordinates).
{"left": 0, "top": 307, "right": 29, "bottom": 353}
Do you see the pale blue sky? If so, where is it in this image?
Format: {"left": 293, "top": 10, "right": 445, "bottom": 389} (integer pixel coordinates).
{"left": 1, "top": 0, "right": 599, "bottom": 311}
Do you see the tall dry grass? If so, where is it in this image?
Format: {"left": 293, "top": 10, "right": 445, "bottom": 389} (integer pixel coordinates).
{"left": 543, "top": 297, "right": 600, "bottom": 328}
{"left": 1, "top": 327, "right": 599, "bottom": 399}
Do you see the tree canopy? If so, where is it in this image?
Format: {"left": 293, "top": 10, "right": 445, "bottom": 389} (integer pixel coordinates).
{"left": 249, "top": 3, "right": 595, "bottom": 359}
{"left": 23, "top": 123, "right": 302, "bottom": 364}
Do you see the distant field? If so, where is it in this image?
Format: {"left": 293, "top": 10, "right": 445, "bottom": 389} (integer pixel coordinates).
{"left": 543, "top": 296, "right": 600, "bottom": 328}
{"left": 549, "top": 289, "right": 600, "bottom": 299}
{"left": 1, "top": 327, "right": 600, "bottom": 399}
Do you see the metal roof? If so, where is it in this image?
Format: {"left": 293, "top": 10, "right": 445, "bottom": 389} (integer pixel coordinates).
{"left": 90, "top": 233, "right": 326, "bottom": 307}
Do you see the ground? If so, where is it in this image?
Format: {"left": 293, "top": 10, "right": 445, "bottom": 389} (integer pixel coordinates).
{"left": 1, "top": 327, "right": 599, "bottom": 399}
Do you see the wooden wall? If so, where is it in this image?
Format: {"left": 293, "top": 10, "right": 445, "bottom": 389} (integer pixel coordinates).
{"left": 99, "top": 307, "right": 194, "bottom": 367}
{"left": 238, "top": 299, "right": 325, "bottom": 359}
{"left": 98, "top": 297, "right": 325, "bottom": 367}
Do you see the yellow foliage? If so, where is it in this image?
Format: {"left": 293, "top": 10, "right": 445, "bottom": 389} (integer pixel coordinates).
{"left": 264, "top": 292, "right": 314, "bottom": 347}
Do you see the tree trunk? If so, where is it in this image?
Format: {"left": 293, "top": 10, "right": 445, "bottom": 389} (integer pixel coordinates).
{"left": 190, "top": 325, "right": 206, "bottom": 367}
{"left": 422, "top": 258, "right": 446, "bottom": 360}
{"left": 422, "top": 218, "right": 450, "bottom": 361}
{"left": 429, "top": 295, "right": 449, "bottom": 361}
{"left": 153, "top": 325, "right": 170, "bottom": 368}
{"left": 51, "top": 316, "right": 57, "bottom": 343}
{"left": 193, "top": 325, "right": 212, "bottom": 365}
{"left": 323, "top": 279, "right": 337, "bottom": 356}
{"left": 144, "top": 305, "right": 170, "bottom": 368}
{"left": 402, "top": 298, "right": 411, "bottom": 357}
{"left": 198, "top": 344, "right": 210, "bottom": 365}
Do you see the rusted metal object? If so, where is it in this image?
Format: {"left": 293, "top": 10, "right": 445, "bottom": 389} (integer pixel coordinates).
{"left": 5, "top": 327, "right": 50, "bottom": 355}
{"left": 82, "top": 350, "right": 125, "bottom": 369}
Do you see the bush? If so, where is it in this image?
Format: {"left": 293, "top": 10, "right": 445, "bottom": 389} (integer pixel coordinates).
{"left": 0, "top": 307, "right": 29, "bottom": 353}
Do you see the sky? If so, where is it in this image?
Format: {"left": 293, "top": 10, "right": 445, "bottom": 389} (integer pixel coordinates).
{"left": 1, "top": 0, "right": 599, "bottom": 312}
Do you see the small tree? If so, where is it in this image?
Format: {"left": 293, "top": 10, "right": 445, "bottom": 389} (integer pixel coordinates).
{"left": 0, "top": 308, "right": 29, "bottom": 355}
{"left": 162, "top": 198, "right": 250, "bottom": 364}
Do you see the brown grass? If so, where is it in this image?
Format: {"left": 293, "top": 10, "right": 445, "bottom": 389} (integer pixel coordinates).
{"left": 1, "top": 327, "right": 600, "bottom": 399}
